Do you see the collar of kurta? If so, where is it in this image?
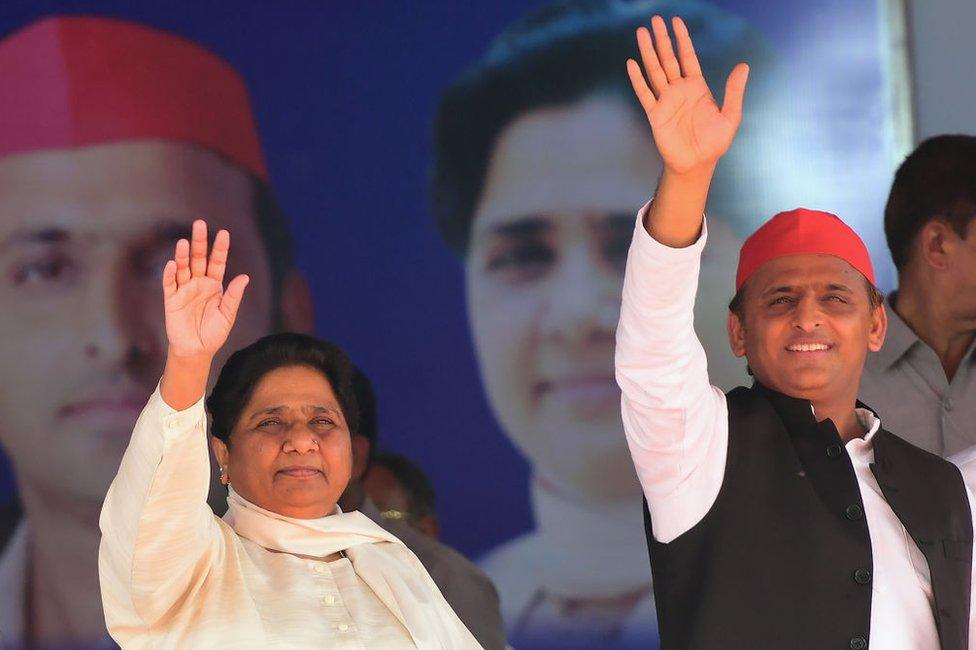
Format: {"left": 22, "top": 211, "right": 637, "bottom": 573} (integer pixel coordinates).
{"left": 751, "top": 380, "right": 881, "bottom": 444}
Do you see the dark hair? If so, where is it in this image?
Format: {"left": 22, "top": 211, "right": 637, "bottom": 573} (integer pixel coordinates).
{"left": 885, "top": 134, "right": 976, "bottom": 272}
{"left": 371, "top": 450, "right": 437, "bottom": 519}
{"left": 206, "top": 333, "right": 359, "bottom": 444}
{"left": 350, "top": 366, "right": 379, "bottom": 466}
{"left": 431, "top": 0, "right": 775, "bottom": 254}
{"left": 728, "top": 276, "right": 885, "bottom": 320}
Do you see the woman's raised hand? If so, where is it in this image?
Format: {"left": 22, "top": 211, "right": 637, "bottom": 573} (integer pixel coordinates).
{"left": 627, "top": 15, "right": 749, "bottom": 175}
{"left": 162, "top": 220, "right": 249, "bottom": 361}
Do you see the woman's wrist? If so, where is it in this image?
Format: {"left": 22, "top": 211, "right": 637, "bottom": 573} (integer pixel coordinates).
{"left": 160, "top": 350, "right": 213, "bottom": 411}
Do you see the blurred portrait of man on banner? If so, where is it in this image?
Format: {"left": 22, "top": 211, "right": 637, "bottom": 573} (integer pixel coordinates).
{"left": 431, "top": 0, "right": 781, "bottom": 645}
{"left": 0, "top": 16, "right": 313, "bottom": 647}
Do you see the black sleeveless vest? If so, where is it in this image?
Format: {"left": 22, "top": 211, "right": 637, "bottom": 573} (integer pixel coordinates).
{"left": 644, "top": 383, "right": 973, "bottom": 650}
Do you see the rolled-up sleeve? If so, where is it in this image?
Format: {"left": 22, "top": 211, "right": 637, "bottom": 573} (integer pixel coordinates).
{"left": 615, "top": 205, "right": 730, "bottom": 543}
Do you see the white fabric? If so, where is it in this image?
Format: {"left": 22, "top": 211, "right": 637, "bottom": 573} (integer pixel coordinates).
{"left": 98, "top": 386, "right": 481, "bottom": 650}
{"left": 615, "top": 205, "right": 976, "bottom": 649}
{"left": 480, "top": 479, "right": 656, "bottom": 644}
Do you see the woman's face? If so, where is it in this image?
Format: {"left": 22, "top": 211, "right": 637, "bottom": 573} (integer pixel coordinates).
{"left": 213, "top": 364, "right": 353, "bottom": 519}
{"left": 465, "top": 94, "right": 743, "bottom": 500}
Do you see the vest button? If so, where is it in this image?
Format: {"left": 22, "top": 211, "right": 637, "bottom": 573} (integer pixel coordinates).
{"left": 849, "top": 636, "right": 867, "bottom": 650}
{"left": 826, "top": 444, "right": 843, "bottom": 458}
{"left": 844, "top": 504, "right": 863, "bottom": 520}
{"left": 854, "top": 568, "right": 872, "bottom": 585}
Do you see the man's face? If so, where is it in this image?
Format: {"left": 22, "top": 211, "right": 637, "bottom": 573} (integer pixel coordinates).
{"left": 465, "top": 94, "right": 741, "bottom": 499}
{"left": 728, "top": 254, "right": 886, "bottom": 403}
{"left": 0, "top": 140, "right": 274, "bottom": 507}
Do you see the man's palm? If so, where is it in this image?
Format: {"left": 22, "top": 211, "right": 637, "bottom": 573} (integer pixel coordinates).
{"left": 627, "top": 16, "right": 748, "bottom": 174}
{"left": 649, "top": 76, "right": 738, "bottom": 173}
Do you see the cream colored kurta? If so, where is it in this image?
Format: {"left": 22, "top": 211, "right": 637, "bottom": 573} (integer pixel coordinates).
{"left": 98, "top": 387, "right": 480, "bottom": 649}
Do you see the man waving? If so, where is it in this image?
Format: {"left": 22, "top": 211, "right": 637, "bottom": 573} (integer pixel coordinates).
{"left": 617, "top": 15, "right": 975, "bottom": 650}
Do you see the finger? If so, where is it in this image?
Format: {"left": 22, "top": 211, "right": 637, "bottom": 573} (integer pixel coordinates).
{"left": 219, "top": 274, "right": 250, "bottom": 325}
{"left": 627, "top": 59, "right": 657, "bottom": 112}
{"left": 162, "top": 260, "right": 178, "bottom": 300}
{"left": 636, "top": 26, "right": 667, "bottom": 97}
{"left": 207, "top": 229, "right": 230, "bottom": 284}
{"left": 190, "top": 219, "right": 208, "bottom": 278}
{"left": 720, "top": 63, "right": 750, "bottom": 126}
{"left": 651, "top": 15, "right": 681, "bottom": 82}
{"left": 174, "top": 238, "right": 191, "bottom": 286}
{"left": 672, "top": 17, "right": 703, "bottom": 78}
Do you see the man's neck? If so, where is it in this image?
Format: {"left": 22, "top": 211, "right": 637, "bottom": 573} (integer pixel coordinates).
{"left": 20, "top": 485, "right": 108, "bottom": 646}
{"left": 810, "top": 397, "right": 865, "bottom": 443}
{"left": 896, "top": 279, "right": 976, "bottom": 381}
{"left": 761, "top": 378, "right": 865, "bottom": 443}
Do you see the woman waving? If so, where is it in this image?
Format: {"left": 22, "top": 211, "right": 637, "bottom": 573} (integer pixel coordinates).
{"left": 98, "top": 220, "right": 480, "bottom": 649}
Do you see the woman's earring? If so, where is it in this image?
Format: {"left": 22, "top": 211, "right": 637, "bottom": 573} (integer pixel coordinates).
{"left": 220, "top": 466, "right": 230, "bottom": 486}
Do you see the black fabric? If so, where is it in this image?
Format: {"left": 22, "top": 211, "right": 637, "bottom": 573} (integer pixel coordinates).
{"left": 644, "top": 382, "right": 972, "bottom": 650}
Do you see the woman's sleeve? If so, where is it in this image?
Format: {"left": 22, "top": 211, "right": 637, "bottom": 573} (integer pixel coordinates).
{"left": 98, "top": 384, "right": 224, "bottom": 627}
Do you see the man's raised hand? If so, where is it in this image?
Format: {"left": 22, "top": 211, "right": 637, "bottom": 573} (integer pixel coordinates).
{"left": 627, "top": 15, "right": 749, "bottom": 175}
{"left": 162, "top": 220, "right": 249, "bottom": 361}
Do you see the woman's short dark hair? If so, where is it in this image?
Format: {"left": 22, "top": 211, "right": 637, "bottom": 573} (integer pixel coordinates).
{"left": 431, "top": 0, "right": 775, "bottom": 254}
{"left": 884, "top": 134, "right": 976, "bottom": 272}
{"left": 206, "top": 333, "right": 360, "bottom": 444}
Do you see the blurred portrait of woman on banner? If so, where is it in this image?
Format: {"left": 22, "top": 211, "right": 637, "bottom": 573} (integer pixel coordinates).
{"left": 431, "top": 0, "right": 779, "bottom": 645}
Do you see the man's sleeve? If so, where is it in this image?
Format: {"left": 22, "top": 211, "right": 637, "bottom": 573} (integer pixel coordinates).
{"left": 615, "top": 204, "right": 730, "bottom": 543}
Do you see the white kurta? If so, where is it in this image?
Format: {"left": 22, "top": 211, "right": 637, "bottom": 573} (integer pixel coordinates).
{"left": 615, "top": 208, "right": 976, "bottom": 649}
{"left": 98, "top": 387, "right": 480, "bottom": 649}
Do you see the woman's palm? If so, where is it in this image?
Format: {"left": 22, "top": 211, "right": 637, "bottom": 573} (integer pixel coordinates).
{"left": 163, "top": 221, "right": 249, "bottom": 360}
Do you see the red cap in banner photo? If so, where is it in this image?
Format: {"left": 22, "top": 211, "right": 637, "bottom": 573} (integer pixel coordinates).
{"left": 0, "top": 15, "right": 268, "bottom": 180}
{"left": 735, "top": 208, "right": 876, "bottom": 291}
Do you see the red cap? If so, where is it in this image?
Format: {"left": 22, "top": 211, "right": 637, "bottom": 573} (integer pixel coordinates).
{"left": 0, "top": 15, "right": 268, "bottom": 180}
{"left": 735, "top": 208, "right": 875, "bottom": 290}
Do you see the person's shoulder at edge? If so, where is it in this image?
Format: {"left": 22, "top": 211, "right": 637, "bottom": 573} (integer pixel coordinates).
{"left": 383, "top": 514, "right": 494, "bottom": 589}
{"left": 362, "top": 503, "right": 504, "bottom": 649}
{"left": 949, "top": 445, "right": 976, "bottom": 488}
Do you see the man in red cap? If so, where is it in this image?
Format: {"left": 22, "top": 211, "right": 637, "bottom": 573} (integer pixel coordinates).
{"left": 0, "top": 16, "right": 506, "bottom": 650}
{"left": 0, "top": 15, "right": 314, "bottom": 648}
{"left": 616, "top": 15, "right": 975, "bottom": 650}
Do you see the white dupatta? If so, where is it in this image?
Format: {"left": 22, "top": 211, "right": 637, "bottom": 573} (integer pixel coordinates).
{"left": 223, "top": 488, "right": 482, "bottom": 649}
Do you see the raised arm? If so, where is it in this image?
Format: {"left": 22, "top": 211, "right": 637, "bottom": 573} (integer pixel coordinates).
{"left": 627, "top": 15, "right": 748, "bottom": 245}
{"left": 99, "top": 221, "right": 248, "bottom": 626}
{"left": 160, "top": 220, "right": 249, "bottom": 409}
{"left": 616, "top": 16, "right": 747, "bottom": 542}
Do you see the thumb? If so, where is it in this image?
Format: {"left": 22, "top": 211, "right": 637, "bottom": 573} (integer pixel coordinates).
{"left": 720, "top": 63, "right": 749, "bottom": 127}
{"left": 219, "top": 274, "right": 250, "bottom": 325}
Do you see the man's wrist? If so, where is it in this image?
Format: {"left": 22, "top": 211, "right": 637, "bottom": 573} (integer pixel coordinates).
{"left": 660, "top": 163, "right": 717, "bottom": 187}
